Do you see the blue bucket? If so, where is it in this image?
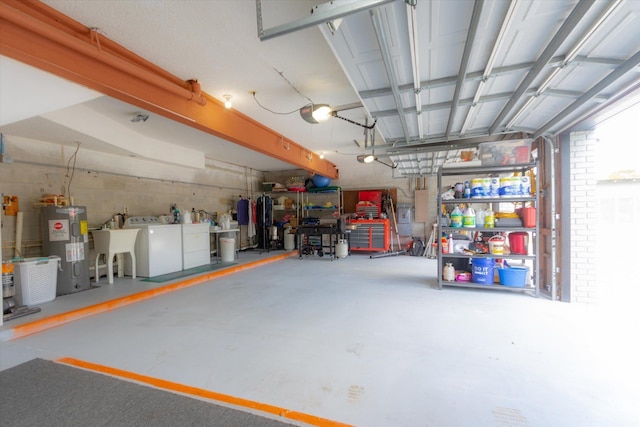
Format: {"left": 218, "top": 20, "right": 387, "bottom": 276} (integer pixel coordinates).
{"left": 471, "top": 258, "right": 494, "bottom": 285}
{"left": 498, "top": 266, "right": 528, "bottom": 287}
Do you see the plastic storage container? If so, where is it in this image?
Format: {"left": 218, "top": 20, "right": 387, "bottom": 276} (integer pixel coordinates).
{"left": 498, "top": 266, "right": 528, "bottom": 287}
{"left": 478, "top": 139, "right": 532, "bottom": 166}
{"left": 13, "top": 256, "right": 61, "bottom": 305}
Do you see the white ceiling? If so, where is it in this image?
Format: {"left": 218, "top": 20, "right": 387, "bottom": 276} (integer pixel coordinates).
{"left": 1, "top": 0, "right": 639, "bottom": 177}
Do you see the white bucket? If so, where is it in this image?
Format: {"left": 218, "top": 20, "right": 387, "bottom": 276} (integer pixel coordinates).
{"left": 336, "top": 239, "right": 348, "bottom": 258}
{"left": 284, "top": 233, "right": 295, "bottom": 251}
{"left": 219, "top": 237, "right": 235, "bottom": 262}
{"left": 488, "top": 236, "right": 505, "bottom": 255}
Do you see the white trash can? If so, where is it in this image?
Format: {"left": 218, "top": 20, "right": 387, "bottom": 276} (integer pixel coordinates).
{"left": 219, "top": 237, "right": 235, "bottom": 262}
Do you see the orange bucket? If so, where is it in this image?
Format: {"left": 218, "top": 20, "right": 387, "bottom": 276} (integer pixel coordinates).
{"left": 520, "top": 207, "right": 536, "bottom": 228}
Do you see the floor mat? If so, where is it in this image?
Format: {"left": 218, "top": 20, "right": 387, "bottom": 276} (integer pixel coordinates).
{"left": 141, "top": 262, "right": 237, "bottom": 283}
{"left": 0, "top": 358, "right": 295, "bottom": 427}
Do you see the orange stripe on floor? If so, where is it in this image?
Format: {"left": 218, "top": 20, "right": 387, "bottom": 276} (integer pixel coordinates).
{"left": 56, "top": 357, "right": 352, "bottom": 427}
{"left": 2, "top": 252, "right": 295, "bottom": 341}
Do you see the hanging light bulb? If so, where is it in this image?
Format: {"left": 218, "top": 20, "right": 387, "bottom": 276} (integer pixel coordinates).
{"left": 300, "top": 104, "right": 332, "bottom": 124}
{"left": 319, "top": 152, "right": 325, "bottom": 159}
{"left": 311, "top": 104, "right": 331, "bottom": 122}
{"left": 223, "top": 94, "right": 232, "bottom": 109}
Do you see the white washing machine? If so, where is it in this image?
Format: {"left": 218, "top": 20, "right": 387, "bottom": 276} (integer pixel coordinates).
{"left": 124, "top": 216, "right": 182, "bottom": 277}
{"left": 181, "top": 223, "right": 211, "bottom": 269}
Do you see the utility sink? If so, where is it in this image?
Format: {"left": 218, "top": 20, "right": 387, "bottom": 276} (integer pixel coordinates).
{"left": 91, "top": 229, "right": 139, "bottom": 284}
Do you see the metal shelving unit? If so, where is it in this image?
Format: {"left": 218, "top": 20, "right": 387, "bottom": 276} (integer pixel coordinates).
{"left": 297, "top": 187, "right": 344, "bottom": 259}
{"left": 301, "top": 188, "right": 343, "bottom": 221}
{"left": 437, "top": 162, "right": 539, "bottom": 296}
{"left": 269, "top": 191, "right": 303, "bottom": 223}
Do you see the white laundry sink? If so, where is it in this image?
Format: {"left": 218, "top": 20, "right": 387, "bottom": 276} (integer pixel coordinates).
{"left": 91, "top": 229, "right": 139, "bottom": 284}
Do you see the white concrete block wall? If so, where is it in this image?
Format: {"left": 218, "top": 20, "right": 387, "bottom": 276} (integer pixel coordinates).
{"left": 0, "top": 137, "right": 264, "bottom": 255}
{"left": 569, "top": 131, "right": 598, "bottom": 303}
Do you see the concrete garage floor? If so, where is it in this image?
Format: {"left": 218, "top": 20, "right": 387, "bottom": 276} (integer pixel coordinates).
{"left": 1, "top": 252, "right": 639, "bottom": 426}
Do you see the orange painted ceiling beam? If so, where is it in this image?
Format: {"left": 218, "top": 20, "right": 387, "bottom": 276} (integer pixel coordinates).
{"left": 0, "top": 0, "right": 339, "bottom": 179}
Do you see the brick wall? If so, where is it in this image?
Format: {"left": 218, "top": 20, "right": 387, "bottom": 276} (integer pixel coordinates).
{"left": 569, "top": 131, "right": 598, "bottom": 303}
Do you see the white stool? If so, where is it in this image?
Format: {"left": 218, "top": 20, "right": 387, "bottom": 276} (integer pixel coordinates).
{"left": 91, "top": 229, "right": 139, "bottom": 284}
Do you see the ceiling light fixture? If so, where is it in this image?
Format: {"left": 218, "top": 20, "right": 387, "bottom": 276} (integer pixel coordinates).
{"left": 356, "top": 154, "right": 396, "bottom": 168}
{"left": 223, "top": 94, "right": 232, "bottom": 109}
{"left": 319, "top": 152, "right": 325, "bottom": 159}
{"left": 298, "top": 101, "right": 374, "bottom": 129}
{"left": 300, "top": 103, "right": 332, "bottom": 124}
{"left": 356, "top": 154, "right": 375, "bottom": 163}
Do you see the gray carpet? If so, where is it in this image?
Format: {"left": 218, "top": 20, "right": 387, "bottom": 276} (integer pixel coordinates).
{"left": 0, "top": 359, "right": 296, "bottom": 427}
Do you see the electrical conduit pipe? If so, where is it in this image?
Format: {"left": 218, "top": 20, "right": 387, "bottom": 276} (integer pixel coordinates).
{"left": 543, "top": 136, "right": 558, "bottom": 300}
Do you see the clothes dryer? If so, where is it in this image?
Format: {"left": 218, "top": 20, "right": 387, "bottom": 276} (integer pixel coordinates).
{"left": 123, "top": 216, "right": 182, "bottom": 277}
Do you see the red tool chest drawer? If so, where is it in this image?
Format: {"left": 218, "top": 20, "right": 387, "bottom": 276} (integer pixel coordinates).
{"left": 348, "top": 219, "right": 390, "bottom": 252}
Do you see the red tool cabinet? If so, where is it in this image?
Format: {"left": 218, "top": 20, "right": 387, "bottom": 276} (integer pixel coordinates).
{"left": 348, "top": 219, "right": 390, "bottom": 252}
{"left": 356, "top": 191, "right": 382, "bottom": 218}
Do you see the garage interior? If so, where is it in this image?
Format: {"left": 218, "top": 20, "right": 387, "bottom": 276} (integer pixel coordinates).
{"left": 1, "top": 1, "right": 639, "bottom": 426}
